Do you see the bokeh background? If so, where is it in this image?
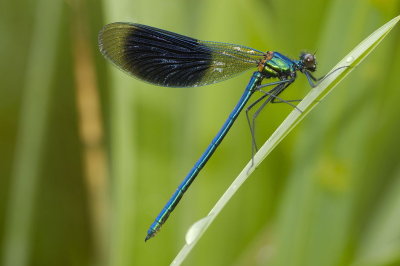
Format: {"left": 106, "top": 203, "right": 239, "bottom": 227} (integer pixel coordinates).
{"left": 1, "top": 0, "right": 400, "bottom": 265}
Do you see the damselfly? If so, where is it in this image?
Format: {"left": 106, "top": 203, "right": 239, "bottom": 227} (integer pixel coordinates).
{"left": 98, "top": 23, "right": 322, "bottom": 241}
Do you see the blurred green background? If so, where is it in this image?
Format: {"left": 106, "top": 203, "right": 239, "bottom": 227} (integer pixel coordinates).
{"left": 1, "top": 0, "right": 400, "bottom": 265}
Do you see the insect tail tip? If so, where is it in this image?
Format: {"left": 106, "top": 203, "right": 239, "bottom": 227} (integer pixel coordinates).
{"left": 144, "top": 234, "right": 152, "bottom": 242}
{"left": 145, "top": 229, "right": 157, "bottom": 242}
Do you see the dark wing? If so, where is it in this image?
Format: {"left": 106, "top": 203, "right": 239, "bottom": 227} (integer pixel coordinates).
{"left": 98, "top": 23, "right": 265, "bottom": 87}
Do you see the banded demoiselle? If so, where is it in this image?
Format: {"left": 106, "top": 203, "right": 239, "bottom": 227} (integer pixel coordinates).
{"left": 98, "top": 23, "right": 321, "bottom": 241}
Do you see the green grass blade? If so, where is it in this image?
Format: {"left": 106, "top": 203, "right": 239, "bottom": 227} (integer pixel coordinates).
{"left": 101, "top": 1, "right": 138, "bottom": 265}
{"left": 170, "top": 15, "right": 400, "bottom": 266}
{"left": 351, "top": 167, "right": 400, "bottom": 266}
{"left": 1, "top": 1, "right": 64, "bottom": 266}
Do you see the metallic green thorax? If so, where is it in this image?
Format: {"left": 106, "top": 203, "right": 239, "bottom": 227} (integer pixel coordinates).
{"left": 262, "top": 51, "right": 300, "bottom": 78}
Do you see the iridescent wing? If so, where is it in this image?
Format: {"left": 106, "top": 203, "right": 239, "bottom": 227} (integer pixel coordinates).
{"left": 98, "top": 23, "right": 265, "bottom": 87}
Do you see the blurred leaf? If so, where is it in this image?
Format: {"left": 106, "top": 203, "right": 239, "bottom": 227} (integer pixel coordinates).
{"left": 352, "top": 169, "right": 400, "bottom": 266}
{"left": 1, "top": 0, "right": 64, "bottom": 266}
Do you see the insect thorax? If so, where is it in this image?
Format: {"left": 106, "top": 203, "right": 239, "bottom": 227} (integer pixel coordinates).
{"left": 261, "top": 51, "right": 297, "bottom": 79}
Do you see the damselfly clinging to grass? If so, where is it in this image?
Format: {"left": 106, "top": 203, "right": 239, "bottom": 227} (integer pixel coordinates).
{"left": 98, "top": 23, "right": 323, "bottom": 241}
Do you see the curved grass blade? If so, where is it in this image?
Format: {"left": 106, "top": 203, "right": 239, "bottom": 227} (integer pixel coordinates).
{"left": 170, "top": 15, "right": 400, "bottom": 266}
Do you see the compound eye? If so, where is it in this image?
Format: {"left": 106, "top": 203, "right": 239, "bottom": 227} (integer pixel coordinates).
{"left": 302, "top": 53, "right": 316, "bottom": 71}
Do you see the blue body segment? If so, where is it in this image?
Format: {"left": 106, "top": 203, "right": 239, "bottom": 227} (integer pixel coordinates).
{"left": 145, "top": 71, "right": 263, "bottom": 240}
